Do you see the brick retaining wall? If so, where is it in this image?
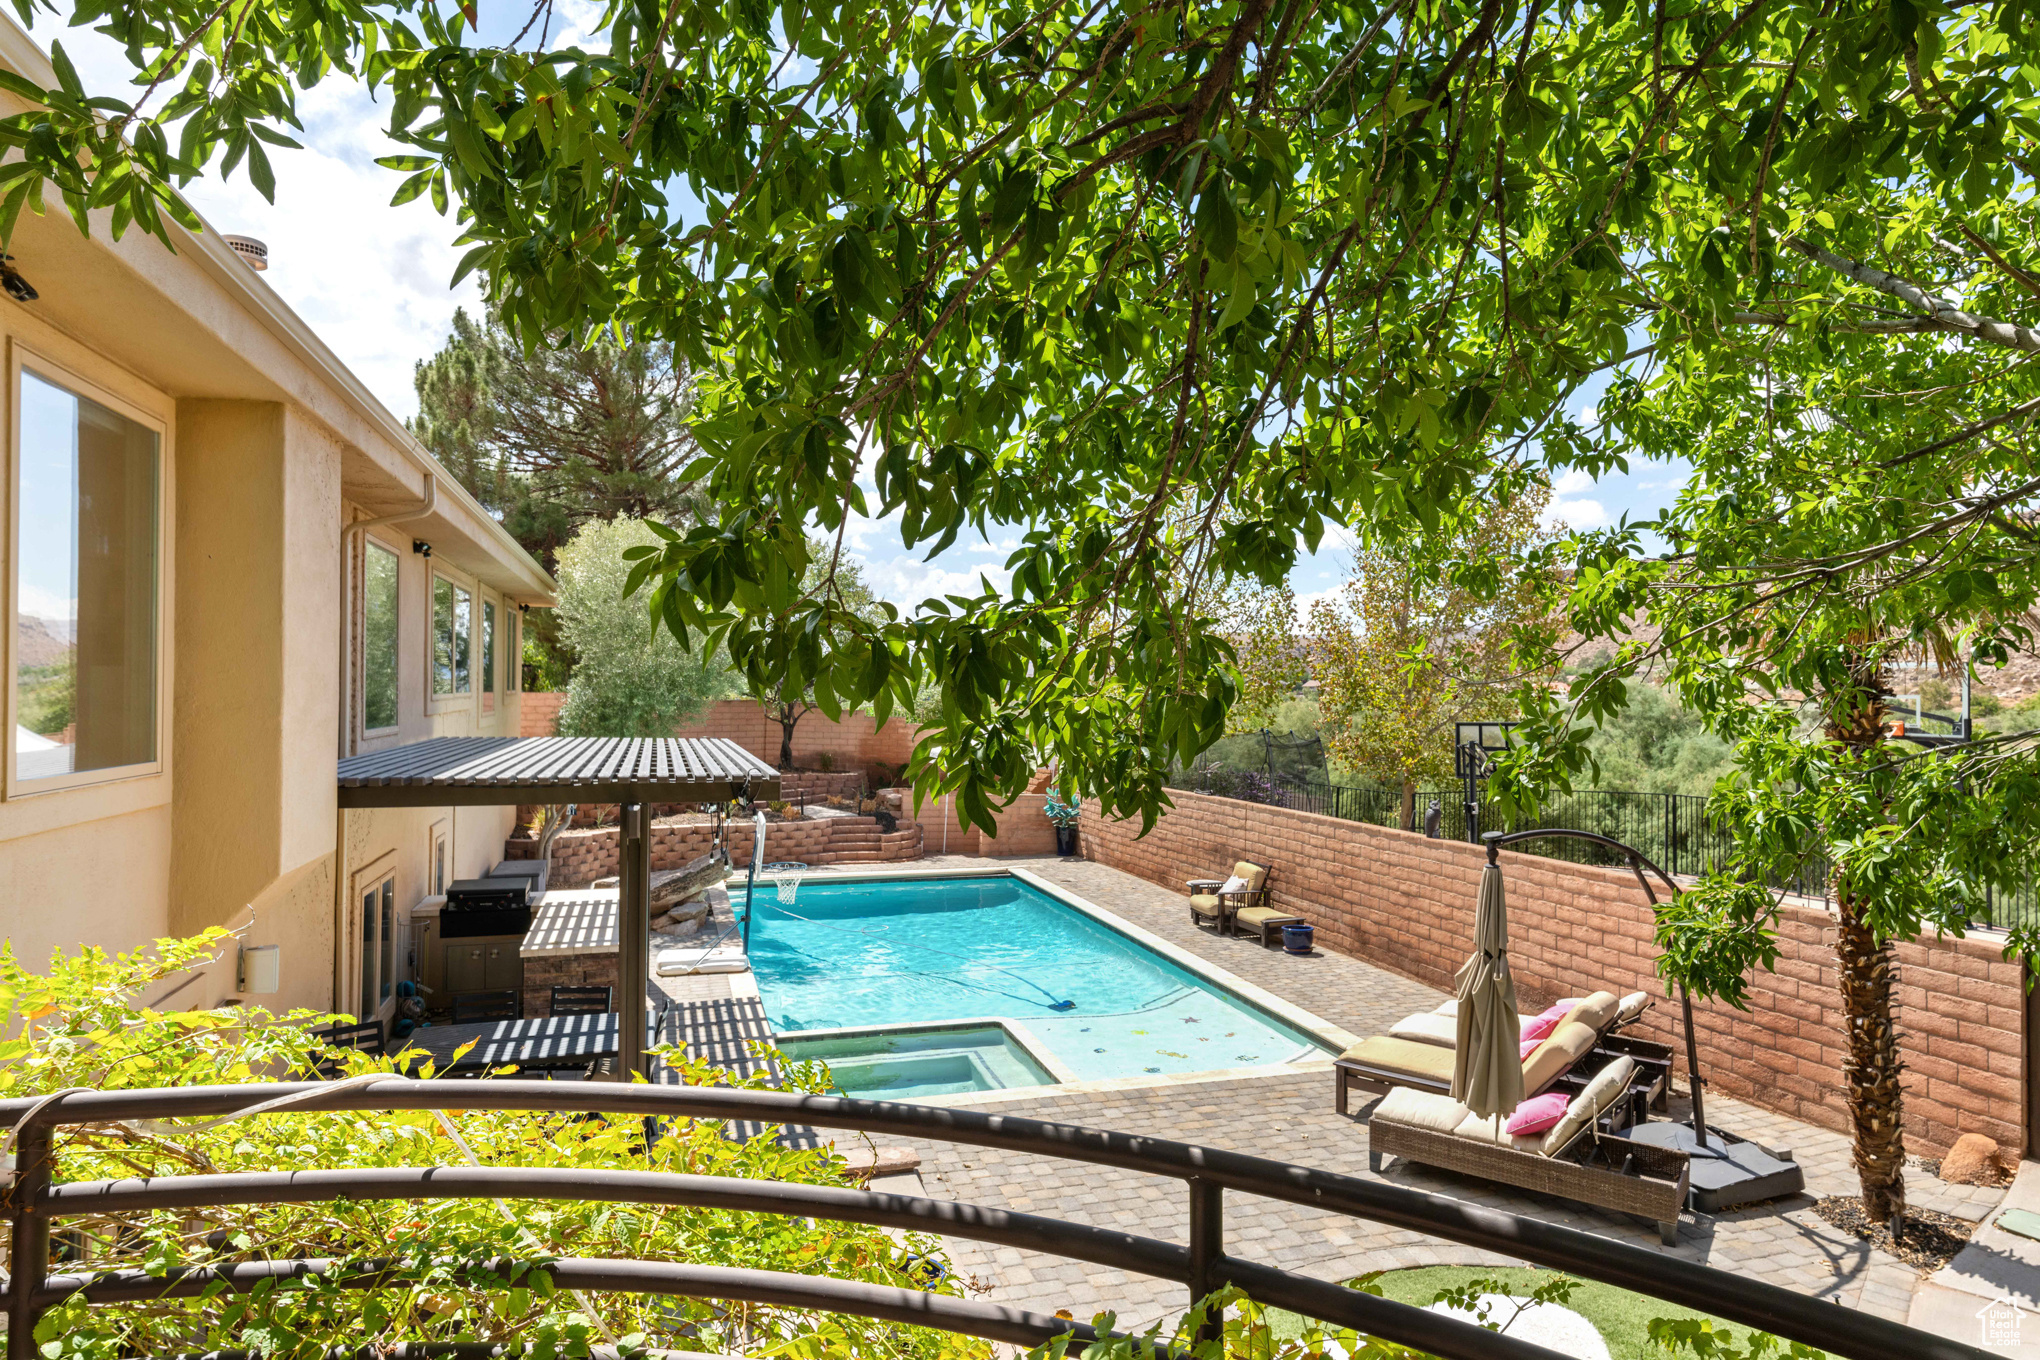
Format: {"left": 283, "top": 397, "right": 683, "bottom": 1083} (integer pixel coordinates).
{"left": 518, "top": 694, "right": 924, "bottom": 778}
{"left": 1079, "top": 790, "right": 2025, "bottom": 1155}
{"left": 522, "top": 813, "right": 925, "bottom": 886}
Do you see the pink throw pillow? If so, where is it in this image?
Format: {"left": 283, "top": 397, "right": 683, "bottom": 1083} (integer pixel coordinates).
{"left": 1519, "top": 1037, "right": 1543, "bottom": 1060}
{"left": 1519, "top": 1002, "right": 1576, "bottom": 1044}
{"left": 1504, "top": 1092, "right": 1572, "bottom": 1136}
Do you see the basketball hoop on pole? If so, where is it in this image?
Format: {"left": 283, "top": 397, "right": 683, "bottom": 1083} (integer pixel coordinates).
{"left": 767, "top": 862, "right": 809, "bottom": 904}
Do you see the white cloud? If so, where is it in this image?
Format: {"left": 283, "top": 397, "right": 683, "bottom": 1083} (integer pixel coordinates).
{"left": 1543, "top": 496, "right": 1611, "bottom": 532}
{"left": 47, "top": 17, "right": 484, "bottom": 420}
{"left": 1550, "top": 468, "right": 1595, "bottom": 497}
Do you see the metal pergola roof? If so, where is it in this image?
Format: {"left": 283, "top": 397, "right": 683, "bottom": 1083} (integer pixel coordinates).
{"left": 336, "top": 737, "right": 781, "bottom": 808}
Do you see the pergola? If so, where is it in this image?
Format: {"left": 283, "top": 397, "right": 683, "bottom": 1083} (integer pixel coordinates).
{"left": 337, "top": 736, "right": 781, "bottom": 1078}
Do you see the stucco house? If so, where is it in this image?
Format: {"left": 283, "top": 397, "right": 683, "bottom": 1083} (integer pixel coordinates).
{"left": 0, "top": 18, "right": 554, "bottom": 1024}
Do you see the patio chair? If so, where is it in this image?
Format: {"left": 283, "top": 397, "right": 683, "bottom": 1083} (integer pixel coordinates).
{"left": 550, "top": 985, "right": 614, "bottom": 1017}
{"left": 1188, "top": 861, "right": 1273, "bottom": 935}
{"left": 451, "top": 990, "right": 522, "bottom": 1024}
{"left": 306, "top": 1019, "right": 384, "bottom": 1078}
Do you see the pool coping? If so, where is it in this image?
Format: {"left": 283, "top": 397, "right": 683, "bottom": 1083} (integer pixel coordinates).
{"left": 737, "top": 864, "right": 1360, "bottom": 1104}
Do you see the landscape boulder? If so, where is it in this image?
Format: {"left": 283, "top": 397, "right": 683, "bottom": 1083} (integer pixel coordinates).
{"left": 1941, "top": 1133, "right": 2007, "bottom": 1185}
{"left": 589, "top": 854, "right": 725, "bottom": 909}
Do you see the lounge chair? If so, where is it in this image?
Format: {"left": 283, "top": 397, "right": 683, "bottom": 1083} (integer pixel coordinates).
{"left": 1334, "top": 991, "right": 1626, "bottom": 1114}
{"left": 1188, "top": 861, "right": 1272, "bottom": 935}
{"left": 1366, "top": 1070, "right": 1692, "bottom": 1246}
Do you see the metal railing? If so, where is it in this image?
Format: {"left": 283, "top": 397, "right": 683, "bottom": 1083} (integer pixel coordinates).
{"left": 0, "top": 1081, "right": 1993, "bottom": 1360}
{"left": 1173, "top": 771, "right": 1724, "bottom": 877}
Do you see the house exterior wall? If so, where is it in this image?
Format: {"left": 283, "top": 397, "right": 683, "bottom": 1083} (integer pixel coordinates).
{"left": 0, "top": 15, "right": 552, "bottom": 1019}
{"left": 1077, "top": 789, "right": 2026, "bottom": 1156}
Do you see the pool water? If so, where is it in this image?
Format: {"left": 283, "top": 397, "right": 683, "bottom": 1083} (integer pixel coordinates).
{"left": 777, "top": 1023, "right": 1057, "bottom": 1099}
{"left": 746, "top": 876, "right": 1327, "bottom": 1083}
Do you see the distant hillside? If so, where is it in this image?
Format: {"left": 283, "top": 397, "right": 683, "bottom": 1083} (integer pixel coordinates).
{"left": 16, "top": 616, "right": 72, "bottom": 670}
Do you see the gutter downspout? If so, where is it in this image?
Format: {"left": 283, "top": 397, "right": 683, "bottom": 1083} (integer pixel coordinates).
{"left": 331, "top": 473, "right": 438, "bottom": 1010}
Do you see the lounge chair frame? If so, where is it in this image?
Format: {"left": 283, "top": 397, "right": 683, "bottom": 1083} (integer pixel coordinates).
{"left": 1369, "top": 1116, "right": 1691, "bottom": 1247}
{"left": 1187, "top": 861, "right": 1274, "bottom": 935}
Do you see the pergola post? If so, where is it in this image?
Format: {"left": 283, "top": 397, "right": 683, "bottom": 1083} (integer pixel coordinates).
{"left": 617, "top": 802, "right": 651, "bottom": 1082}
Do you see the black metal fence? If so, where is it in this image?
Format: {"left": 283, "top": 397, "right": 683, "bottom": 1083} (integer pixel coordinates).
{"left": 1170, "top": 769, "right": 2040, "bottom": 933}
{"left": 1173, "top": 768, "right": 1726, "bottom": 878}
{"left": 0, "top": 1079, "right": 1983, "bottom": 1360}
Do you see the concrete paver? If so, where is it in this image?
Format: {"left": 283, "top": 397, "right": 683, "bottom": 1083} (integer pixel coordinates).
{"left": 791, "top": 855, "right": 2020, "bottom": 1337}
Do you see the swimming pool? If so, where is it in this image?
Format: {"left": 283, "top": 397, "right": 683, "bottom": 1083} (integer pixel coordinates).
{"left": 745, "top": 874, "right": 1330, "bottom": 1085}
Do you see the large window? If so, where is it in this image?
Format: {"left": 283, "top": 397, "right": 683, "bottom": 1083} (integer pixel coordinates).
{"left": 481, "top": 600, "right": 497, "bottom": 693}
{"left": 13, "top": 368, "right": 160, "bottom": 785}
{"left": 432, "top": 576, "right": 471, "bottom": 695}
{"left": 362, "top": 542, "right": 399, "bottom": 730}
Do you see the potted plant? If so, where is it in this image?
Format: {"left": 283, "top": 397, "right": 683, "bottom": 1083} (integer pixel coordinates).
{"left": 1043, "top": 792, "right": 1081, "bottom": 856}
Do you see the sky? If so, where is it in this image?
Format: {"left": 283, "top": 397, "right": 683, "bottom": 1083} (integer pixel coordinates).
{"left": 43, "top": 8, "right": 1690, "bottom": 607}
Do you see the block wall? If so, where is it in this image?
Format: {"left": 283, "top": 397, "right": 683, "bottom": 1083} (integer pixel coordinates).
{"left": 1079, "top": 791, "right": 2026, "bottom": 1154}
{"left": 527, "top": 814, "right": 925, "bottom": 886}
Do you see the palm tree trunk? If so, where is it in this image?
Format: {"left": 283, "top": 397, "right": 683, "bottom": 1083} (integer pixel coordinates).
{"left": 1837, "top": 895, "right": 1907, "bottom": 1224}
{"left": 1827, "top": 661, "right": 1906, "bottom": 1225}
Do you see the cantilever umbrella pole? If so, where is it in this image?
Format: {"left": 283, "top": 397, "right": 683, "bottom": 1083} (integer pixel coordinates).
{"left": 1483, "top": 830, "right": 1710, "bottom": 1149}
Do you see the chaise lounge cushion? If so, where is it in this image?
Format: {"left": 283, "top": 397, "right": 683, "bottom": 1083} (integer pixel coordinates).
{"left": 1451, "top": 1110, "right": 1550, "bottom": 1151}
{"left": 1521, "top": 1019, "right": 1599, "bottom": 1093}
{"left": 1566, "top": 991, "right": 1622, "bottom": 1033}
{"left": 1190, "top": 893, "right": 1223, "bottom": 916}
{"left": 1235, "top": 905, "right": 1298, "bottom": 929}
{"left": 1617, "top": 990, "right": 1652, "bottom": 1023}
{"left": 1339, "top": 1035, "right": 1458, "bottom": 1084}
{"left": 1540, "top": 1055, "right": 1637, "bottom": 1156}
{"left": 1373, "top": 1086, "right": 1468, "bottom": 1133}
{"left": 1389, "top": 1012, "right": 1464, "bottom": 1047}
{"left": 1233, "top": 861, "right": 1270, "bottom": 892}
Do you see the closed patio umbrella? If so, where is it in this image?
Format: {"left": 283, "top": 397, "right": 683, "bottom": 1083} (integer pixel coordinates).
{"left": 1452, "top": 861, "right": 1524, "bottom": 1119}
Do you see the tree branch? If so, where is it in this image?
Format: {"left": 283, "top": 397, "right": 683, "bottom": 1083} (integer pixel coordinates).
{"left": 1783, "top": 236, "right": 2040, "bottom": 353}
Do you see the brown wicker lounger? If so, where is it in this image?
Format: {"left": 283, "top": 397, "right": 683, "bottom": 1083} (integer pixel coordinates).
{"left": 1370, "top": 1117, "right": 1692, "bottom": 1246}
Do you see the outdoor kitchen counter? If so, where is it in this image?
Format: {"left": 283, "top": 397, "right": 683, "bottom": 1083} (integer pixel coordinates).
{"left": 519, "top": 890, "right": 621, "bottom": 959}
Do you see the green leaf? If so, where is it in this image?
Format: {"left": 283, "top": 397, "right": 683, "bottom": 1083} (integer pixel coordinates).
{"left": 246, "top": 140, "right": 275, "bottom": 202}
{"left": 46, "top": 40, "right": 83, "bottom": 100}
{"left": 1196, "top": 184, "right": 1237, "bottom": 261}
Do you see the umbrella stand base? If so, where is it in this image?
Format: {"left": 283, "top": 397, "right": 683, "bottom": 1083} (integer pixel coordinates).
{"left": 1623, "top": 1121, "right": 1806, "bottom": 1213}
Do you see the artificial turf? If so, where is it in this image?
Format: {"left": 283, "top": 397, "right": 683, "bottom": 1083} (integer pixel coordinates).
{"left": 1263, "top": 1264, "right": 1830, "bottom": 1359}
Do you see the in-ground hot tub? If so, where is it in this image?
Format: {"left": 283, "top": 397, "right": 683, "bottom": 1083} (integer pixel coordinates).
{"left": 775, "top": 1019, "right": 1068, "bottom": 1100}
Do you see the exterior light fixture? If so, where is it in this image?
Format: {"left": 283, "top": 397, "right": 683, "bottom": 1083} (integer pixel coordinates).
{"left": 236, "top": 944, "right": 281, "bottom": 995}
{"left": 413, "top": 539, "right": 432, "bottom": 558}
{"left": 0, "top": 254, "right": 37, "bottom": 301}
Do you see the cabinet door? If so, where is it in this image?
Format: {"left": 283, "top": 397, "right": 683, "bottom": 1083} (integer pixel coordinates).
{"left": 483, "top": 944, "right": 525, "bottom": 992}
{"left": 445, "top": 944, "right": 488, "bottom": 994}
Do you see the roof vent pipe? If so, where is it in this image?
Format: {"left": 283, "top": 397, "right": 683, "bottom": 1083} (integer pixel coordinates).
{"left": 221, "top": 234, "right": 269, "bottom": 271}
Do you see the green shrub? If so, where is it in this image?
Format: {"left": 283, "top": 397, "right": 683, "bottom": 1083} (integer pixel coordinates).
{"left": 5, "top": 930, "right": 979, "bottom": 1360}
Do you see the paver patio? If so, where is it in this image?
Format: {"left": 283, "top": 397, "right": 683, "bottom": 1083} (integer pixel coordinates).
{"left": 847, "top": 855, "right": 2010, "bottom": 1332}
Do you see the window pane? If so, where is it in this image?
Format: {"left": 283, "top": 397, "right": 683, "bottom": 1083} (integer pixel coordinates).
{"left": 378, "top": 881, "right": 395, "bottom": 1003}
{"left": 509, "top": 614, "right": 520, "bottom": 690}
{"left": 359, "top": 888, "right": 377, "bottom": 1017}
{"left": 432, "top": 577, "right": 455, "bottom": 695}
{"left": 363, "top": 544, "right": 399, "bottom": 729}
{"left": 453, "top": 587, "right": 472, "bottom": 692}
{"left": 482, "top": 601, "right": 496, "bottom": 693}
{"left": 15, "top": 370, "right": 158, "bottom": 782}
